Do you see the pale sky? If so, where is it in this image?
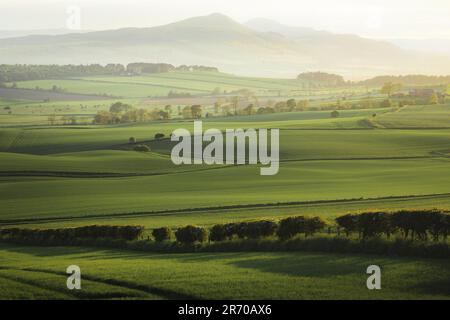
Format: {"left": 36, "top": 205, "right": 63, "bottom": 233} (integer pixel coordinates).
{"left": 1, "top": 0, "right": 450, "bottom": 39}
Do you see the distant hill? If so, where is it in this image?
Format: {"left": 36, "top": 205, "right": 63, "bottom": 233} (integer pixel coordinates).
{"left": 388, "top": 38, "right": 450, "bottom": 55}
{"left": 359, "top": 75, "right": 450, "bottom": 87}
{"left": 1, "top": 13, "right": 450, "bottom": 79}
{"left": 0, "top": 29, "right": 90, "bottom": 39}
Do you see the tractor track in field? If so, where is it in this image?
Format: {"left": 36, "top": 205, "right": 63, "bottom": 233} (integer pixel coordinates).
{"left": 0, "top": 266, "right": 200, "bottom": 300}
{"left": 1, "top": 192, "right": 449, "bottom": 226}
{"left": 0, "top": 271, "right": 139, "bottom": 300}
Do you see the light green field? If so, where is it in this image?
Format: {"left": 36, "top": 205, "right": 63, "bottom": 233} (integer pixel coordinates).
{"left": 1, "top": 158, "right": 449, "bottom": 220}
{"left": 1, "top": 244, "right": 449, "bottom": 300}
{"left": 10, "top": 71, "right": 325, "bottom": 98}
{"left": 376, "top": 104, "right": 450, "bottom": 128}
{"left": 10, "top": 193, "right": 450, "bottom": 230}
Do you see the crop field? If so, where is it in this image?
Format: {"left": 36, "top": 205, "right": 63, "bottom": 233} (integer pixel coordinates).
{"left": 9, "top": 71, "right": 361, "bottom": 98}
{"left": 1, "top": 72, "right": 450, "bottom": 300}
{"left": 1, "top": 244, "right": 449, "bottom": 300}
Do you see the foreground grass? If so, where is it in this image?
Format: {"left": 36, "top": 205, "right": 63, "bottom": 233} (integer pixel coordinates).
{"left": 0, "top": 243, "right": 449, "bottom": 299}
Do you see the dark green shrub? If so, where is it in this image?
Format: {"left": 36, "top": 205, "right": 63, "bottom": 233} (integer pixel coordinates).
{"left": 357, "top": 212, "right": 391, "bottom": 239}
{"left": 152, "top": 227, "right": 173, "bottom": 242}
{"left": 175, "top": 225, "right": 208, "bottom": 244}
{"left": 209, "top": 224, "right": 228, "bottom": 242}
{"left": 0, "top": 225, "right": 144, "bottom": 243}
{"left": 335, "top": 214, "right": 358, "bottom": 237}
{"left": 154, "top": 133, "right": 165, "bottom": 140}
{"left": 276, "top": 216, "right": 306, "bottom": 240}
{"left": 304, "top": 217, "right": 326, "bottom": 237}
{"left": 242, "top": 220, "right": 277, "bottom": 239}
{"left": 391, "top": 210, "right": 413, "bottom": 239}
{"left": 391, "top": 209, "right": 448, "bottom": 240}
{"left": 223, "top": 223, "right": 239, "bottom": 238}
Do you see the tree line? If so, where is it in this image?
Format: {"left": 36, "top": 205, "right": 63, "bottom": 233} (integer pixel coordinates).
{"left": 1, "top": 209, "right": 447, "bottom": 247}
{"left": 0, "top": 63, "right": 219, "bottom": 82}
{"left": 127, "top": 63, "right": 218, "bottom": 74}
{"left": 152, "top": 209, "right": 449, "bottom": 244}
{"left": 0, "top": 64, "right": 125, "bottom": 82}
{"left": 336, "top": 209, "right": 450, "bottom": 241}
{"left": 360, "top": 75, "right": 450, "bottom": 87}
{"left": 0, "top": 225, "right": 144, "bottom": 243}
{"left": 297, "top": 72, "right": 347, "bottom": 87}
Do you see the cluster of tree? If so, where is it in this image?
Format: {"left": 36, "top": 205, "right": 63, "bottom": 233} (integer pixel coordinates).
{"left": 149, "top": 210, "right": 449, "bottom": 245}
{"left": 175, "top": 65, "right": 219, "bottom": 72}
{"left": 360, "top": 75, "right": 450, "bottom": 87}
{"left": 152, "top": 227, "right": 173, "bottom": 242}
{"left": 297, "top": 72, "right": 346, "bottom": 86}
{"left": 175, "top": 225, "right": 208, "bottom": 244}
{"left": 0, "top": 225, "right": 144, "bottom": 243}
{"left": 254, "top": 99, "right": 309, "bottom": 115}
{"left": 93, "top": 102, "right": 171, "bottom": 124}
{"left": 181, "top": 105, "right": 203, "bottom": 119}
{"left": 276, "top": 216, "right": 326, "bottom": 239}
{"left": 167, "top": 90, "right": 192, "bottom": 98}
{"left": 0, "top": 64, "right": 125, "bottom": 82}
{"left": 151, "top": 217, "right": 326, "bottom": 245}
{"left": 336, "top": 209, "right": 450, "bottom": 241}
{"left": 0, "top": 63, "right": 219, "bottom": 82}
{"left": 210, "top": 221, "right": 278, "bottom": 241}
{"left": 127, "top": 63, "right": 219, "bottom": 75}
{"left": 126, "top": 63, "right": 174, "bottom": 74}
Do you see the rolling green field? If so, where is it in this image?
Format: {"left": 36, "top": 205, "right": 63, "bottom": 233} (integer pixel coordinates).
{"left": 1, "top": 244, "right": 449, "bottom": 300}
{"left": 1, "top": 103, "right": 449, "bottom": 225}
{"left": 1, "top": 73, "right": 450, "bottom": 300}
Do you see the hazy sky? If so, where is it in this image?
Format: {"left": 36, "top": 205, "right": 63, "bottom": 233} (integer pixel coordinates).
{"left": 1, "top": 0, "right": 450, "bottom": 39}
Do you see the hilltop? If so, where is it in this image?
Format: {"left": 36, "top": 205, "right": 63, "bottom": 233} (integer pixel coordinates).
{"left": 0, "top": 13, "right": 450, "bottom": 78}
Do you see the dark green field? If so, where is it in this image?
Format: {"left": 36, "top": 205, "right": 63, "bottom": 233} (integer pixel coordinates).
{"left": 1, "top": 244, "right": 449, "bottom": 300}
